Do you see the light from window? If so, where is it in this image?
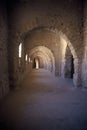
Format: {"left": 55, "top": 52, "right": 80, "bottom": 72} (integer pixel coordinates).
{"left": 25, "top": 54, "right": 28, "bottom": 61}
{"left": 19, "top": 43, "right": 22, "bottom": 58}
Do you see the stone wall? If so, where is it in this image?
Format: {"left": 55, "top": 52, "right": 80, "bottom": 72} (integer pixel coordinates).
{"left": 0, "top": 0, "right": 86, "bottom": 99}
{"left": 82, "top": 0, "right": 87, "bottom": 87}
{"left": 7, "top": 0, "right": 83, "bottom": 87}
{"left": 0, "top": 2, "right": 9, "bottom": 99}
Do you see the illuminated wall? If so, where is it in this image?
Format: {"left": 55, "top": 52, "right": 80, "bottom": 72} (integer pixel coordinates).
{"left": 28, "top": 46, "right": 55, "bottom": 73}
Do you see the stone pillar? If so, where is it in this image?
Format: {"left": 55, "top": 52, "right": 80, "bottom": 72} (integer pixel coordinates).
{"left": 73, "top": 59, "right": 82, "bottom": 87}
{"left": 82, "top": 0, "right": 87, "bottom": 88}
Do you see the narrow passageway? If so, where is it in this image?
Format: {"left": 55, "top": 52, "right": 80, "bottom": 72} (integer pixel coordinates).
{"left": 0, "top": 69, "right": 87, "bottom": 130}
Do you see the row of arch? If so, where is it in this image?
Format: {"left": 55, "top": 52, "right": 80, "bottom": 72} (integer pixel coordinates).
{"left": 28, "top": 46, "right": 55, "bottom": 73}
{"left": 17, "top": 27, "right": 80, "bottom": 87}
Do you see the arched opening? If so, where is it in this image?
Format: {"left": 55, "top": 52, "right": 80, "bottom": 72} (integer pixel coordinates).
{"left": 28, "top": 46, "right": 55, "bottom": 74}
{"left": 59, "top": 31, "right": 79, "bottom": 86}
{"left": 33, "top": 57, "right": 40, "bottom": 69}
{"left": 64, "top": 45, "right": 74, "bottom": 79}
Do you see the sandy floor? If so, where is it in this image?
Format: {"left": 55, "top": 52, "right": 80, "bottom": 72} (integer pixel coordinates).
{"left": 0, "top": 69, "right": 87, "bottom": 130}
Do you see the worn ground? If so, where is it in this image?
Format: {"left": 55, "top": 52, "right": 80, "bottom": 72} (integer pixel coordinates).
{"left": 0, "top": 69, "right": 87, "bottom": 130}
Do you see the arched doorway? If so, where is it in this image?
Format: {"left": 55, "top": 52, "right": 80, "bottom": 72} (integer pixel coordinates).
{"left": 28, "top": 46, "right": 55, "bottom": 74}
{"left": 59, "top": 31, "right": 79, "bottom": 86}
{"left": 64, "top": 45, "right": 74, "bottom": 79}
{"left": 33, "top": 57, "right": 40, "bottom": 69}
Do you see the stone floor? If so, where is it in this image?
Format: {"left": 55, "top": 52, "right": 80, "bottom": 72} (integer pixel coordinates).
{"left": 0, "top": 69, "right": 87, "bottom": 130}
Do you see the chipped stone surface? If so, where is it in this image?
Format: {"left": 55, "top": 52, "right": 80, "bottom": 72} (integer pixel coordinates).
{"left": 0, "top": 3, "right": 9, "bottom": 99}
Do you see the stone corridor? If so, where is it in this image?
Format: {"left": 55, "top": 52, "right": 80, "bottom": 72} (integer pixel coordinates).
{"left": 1, "top": 0, "right": 87, "bottom": 129}
{"left": 0, "top": 69, "right": 87, "bottom": 130}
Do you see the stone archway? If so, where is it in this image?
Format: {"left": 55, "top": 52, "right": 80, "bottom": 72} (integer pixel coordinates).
{"left": 28, "top": 46, "right": 55, "bottom": 74}
{"left": 19, "top": 27, "right": 79, "bottom": 87}
{"left": 33, "top": 57, "right": 40, "bottom": 69}
{"left": 64, "top": 45, "right": 74, "bottom": 79}
{"left": 59, "top": 31, "right": 79, "bottom": 86}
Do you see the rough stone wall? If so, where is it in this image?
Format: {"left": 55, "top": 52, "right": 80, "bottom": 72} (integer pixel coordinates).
{"left": 82, "top": 0, "right": 87, "bottom": 87}
{"left": 0, "top": 2, "right": 9, "bottom": 99}
{"left": 9, "top": 0, "right": 83, "bottom": 57}
{"left": 7, "top": 0, "right": 83, "bottom": 87}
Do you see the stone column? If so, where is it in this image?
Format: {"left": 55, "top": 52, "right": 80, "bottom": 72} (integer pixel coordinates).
{"left": 82, "top": 0, "right": 87, "bottom": 88}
